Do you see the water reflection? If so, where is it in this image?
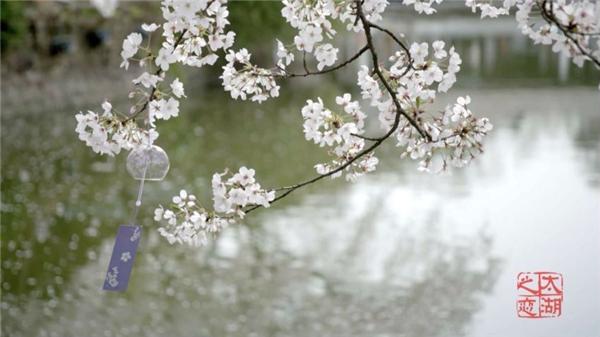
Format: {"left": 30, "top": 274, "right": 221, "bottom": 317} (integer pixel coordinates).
{"left": 2, "top": 85, "right": 598, "bottom": 336}
{"left": 3, "top": 217, "right": 499, "bottom": 337}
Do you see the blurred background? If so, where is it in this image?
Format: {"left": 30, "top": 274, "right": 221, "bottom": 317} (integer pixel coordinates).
{"left": 1, "top": 1, "right": 599, "bottom": 337}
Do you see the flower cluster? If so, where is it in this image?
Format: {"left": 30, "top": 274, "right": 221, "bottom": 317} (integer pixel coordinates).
{"left": 280, "top": 0, "right": 387, "bottom": 62}
{"left": 120, "top": 32, "right": 143, "bottom": 70}
{"left": 314, "top": 43, "right": 339, "bottom": 70}
{"left": 77, "top": 0, "right": 235, "bottom": 156}
{"left": 281, "top": 0, "right": 337, "bottom": 53}
{"left": 355, "top": 41, "right": 493, "bottom": 171}
{"left": 220, "top": 0, "right": 344, "bottom": 103}
{"left": 75, "top": 102, "right": 158, "bottom": 156}
{"left": 337, "top": 0, "right": 389, "bottom": 31}
{"left": 77, "top": 0, "right": 503, "bottom": 247}
{"left": 515, "top": 0, "right": 600, "bottom": 69}
{"left": 154, "top": 167, "right": 275, "bottom": 246}
{"left": 155, "top": 0, "right": 235, "bottom": 71}
{"left": 276, "top": 39, "right": 295, "bottom": 69}
{"left": 221, "top": 0, "right": 392, "bottom": 105}
{"left": 399, "top": 0, "right": 599, "bottom": 77}
{"left": 403, "top": 0, "right": 600, "bottom": 73}
{"left": 415, "top": 96, "right": 493, "bottom": 172}
{"left": 301, "top": 94, "right": 378, "bottom": 181}
{"left": 358, "top": 41, "right": 462, "bottom": 133}
{"left": 221, "top": 49, "right": 283, "bottom": 103}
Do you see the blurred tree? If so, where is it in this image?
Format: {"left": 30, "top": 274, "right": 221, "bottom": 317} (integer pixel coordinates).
{"left": 1, "top": 1, "right": 27, "bottom": 52}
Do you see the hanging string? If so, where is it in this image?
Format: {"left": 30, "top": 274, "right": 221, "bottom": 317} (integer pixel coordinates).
{"left": 129, "top": 123, "right": 152, "bottom": 225}
{"left": 129, "top": 116, "right": 153, "bottom": 225}
{"left": 130, "top": 161, "right": 148, "bottom": 225}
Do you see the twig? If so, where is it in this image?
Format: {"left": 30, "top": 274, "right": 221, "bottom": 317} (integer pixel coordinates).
{"left": 368, "top": 22, "right": 415, "bottom": 77}
{"left": 282, "top": 45, "right": 369, "bottom": 78}
{"left": 351, "top": 133, "right": 381, "bottom": 141}
{"left": 302, "top": 51, "right": 310, "bottom": 73}
{"left": 124, "top": 29, "right": 189, "bottom": 123}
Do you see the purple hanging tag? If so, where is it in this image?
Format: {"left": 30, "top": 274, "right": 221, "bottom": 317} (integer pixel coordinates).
{"left": 102, "top": 225, "right": 142, "bottom": 291}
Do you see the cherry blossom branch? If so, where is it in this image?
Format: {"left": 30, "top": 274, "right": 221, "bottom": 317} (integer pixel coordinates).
{"left": 86, "top": 0, "right": 493, "bottom": 246}
{"left": 368, "top": 22, "right": 413, "bottom": 64}
{"left": 358, "top": 9, "right": 430, "bottom": 141}
{"left": 244, "top": 129, "right": 388, "bottom": 214}
{"left": 461, "top": 0, "right": 600, "bottom": 72}
{"left": 124, "top": 29, "right": 189, "bottom": 123}
{"left": 539, "top": 0, "right": 600, "bottom": 68}
{"left": 282, "top": 44, "right": 369, "bottom": 77}
{"left": 240, "top": 44, "right": 368, "bottom": 79}
{"left": 351, "top": 133, "right": 380, "bottom": 141}
{"left": 76, "top": 0, "right": 234, "bottom": 158}
{"left": 243, "top": 0, "right": 430, "bottom": 215}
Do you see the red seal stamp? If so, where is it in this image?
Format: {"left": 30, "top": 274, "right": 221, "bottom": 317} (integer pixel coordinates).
{"left": 517, "top": 272, "right": 563, "bottom": 318}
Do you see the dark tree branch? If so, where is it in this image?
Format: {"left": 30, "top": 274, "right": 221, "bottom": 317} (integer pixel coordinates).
{"left": 302, "top": 51, "right": 310, "bottom": 73}
{"left": 539, "top": 0, "right": 600, "bottom": 68}
{"left": 351, "top": 133, "right": 381, "bottom": 141}
{"left": 283, "top": 45, "right": 369, "bottom": 78}
{"left": 244, "top": 0, "right": 430, "bottom": 215}
{"left": 242, "top": 45, "right": 368, "bottom": 80}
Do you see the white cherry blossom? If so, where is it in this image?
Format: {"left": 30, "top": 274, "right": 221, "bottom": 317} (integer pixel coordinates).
{"left": 149, "top": 97, "right": 179, "bottom": 124}
{"left": 141, "top": 23, "right": 160, "bottom": 32}
{"left": 155, "top": 168, "right": 275, "bottom": 246}
{"left": 301, "top": 94, "right": 376, "bottom": 181}
{"left": 132, "top": 72, "right": 163, "bottom": 88}
{"left": 120, "top": 32, "right": 143, "bottom": 69}
{"left": 276, "top": 40, "right": 294, "bottom": 67}
{"left": 221, "top": 49, "right": 282, "bottom": 103}
{"left": 76, "top": 0, "right": 595, "bottom": 248}
{"left": 170, "top": 78, "right": 186, "bottom": 98}
{"left": 315, "top": 43, "right": 339, "bottom": 70}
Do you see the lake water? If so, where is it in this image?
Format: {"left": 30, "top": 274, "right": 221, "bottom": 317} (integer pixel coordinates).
{"left": 2, "top": 12, "right": 600, "bottom": 337}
